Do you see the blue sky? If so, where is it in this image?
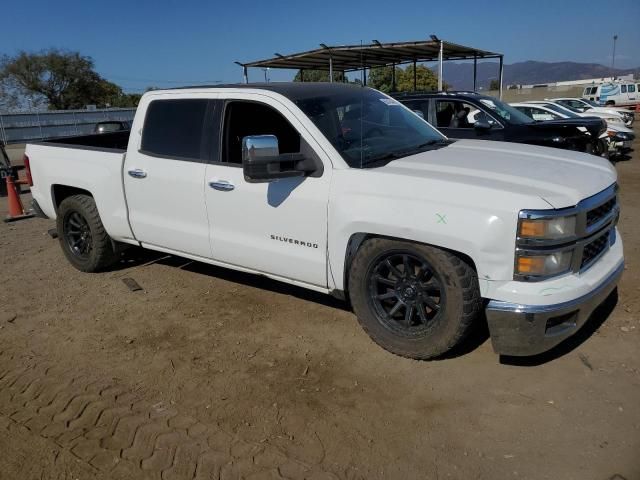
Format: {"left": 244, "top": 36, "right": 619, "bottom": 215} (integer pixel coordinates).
{"left": 3, "top": 0, "right": 639, "bottom": 92}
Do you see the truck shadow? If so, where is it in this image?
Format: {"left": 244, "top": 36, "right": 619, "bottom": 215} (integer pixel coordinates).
{"left": 114, "top": 248, "right": 491, "bottom": 358}
{"left": 114, "top": 248, "right": 620, "bottom": 363}
{"left": 499, "top": 289, "right": 618, "bottom": 367}
{"left": 115, "top": 248, "right": 349, "bottom": 311}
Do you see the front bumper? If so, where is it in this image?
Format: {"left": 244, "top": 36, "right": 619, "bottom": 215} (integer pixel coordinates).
{"left": 485, "top": 261, "right": 623, "bottom": 356}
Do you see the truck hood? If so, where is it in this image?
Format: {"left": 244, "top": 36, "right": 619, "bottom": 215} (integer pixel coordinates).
{"left": 379, "top": 139, "right": 616, "bottom": 208}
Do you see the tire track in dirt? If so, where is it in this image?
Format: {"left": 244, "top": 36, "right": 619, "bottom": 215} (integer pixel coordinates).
{"left": 0, "top": 349, "right": 362, "bottom": 480}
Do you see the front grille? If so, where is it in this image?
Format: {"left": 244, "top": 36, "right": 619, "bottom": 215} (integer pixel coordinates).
{"left": 586, "top": 197, "right": 616, "bottom": 228}
{"left": 581, "top": 231, "right": 610, "bottom": 269}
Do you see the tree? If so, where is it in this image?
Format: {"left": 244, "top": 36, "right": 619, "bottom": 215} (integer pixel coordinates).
{"left": 0, "top": 49, "right": 140, "bottom": 110}
{"left": 368, "top": 64, "right": 446, "bottom": 93}
{"left": 489, "top": 79, "right": 500, "bottom": 91}
{"left": 293, "top": 69, "right": 345, "bottom": 83}
{"left": 368, "top": 66, "right": 394, "bottom": 93}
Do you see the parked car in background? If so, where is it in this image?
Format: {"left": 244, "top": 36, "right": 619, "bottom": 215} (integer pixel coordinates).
{"left": 511, "top": 102, "right": 632, "bottom": 159}
{"left": 582, "top": 82, "right": 638, "bottom": 107}
{"left": 551, "top": 97, "right": 634, "bottom": 126}
{"left": 23, "top": 83, "right": 623, "bottom": 359}
{"left": 395, "top": 92, "right": 605, "bottom": 156}
{"left": 526, "top": 100, "right": 629, "bottom": 130}
{"left": 94, "top": 120, "right": 132, "bottom": 134}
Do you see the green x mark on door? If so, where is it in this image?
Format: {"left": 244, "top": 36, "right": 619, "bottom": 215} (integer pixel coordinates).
{"left": 436, "top": 214, "right": 447, "bottom": 224}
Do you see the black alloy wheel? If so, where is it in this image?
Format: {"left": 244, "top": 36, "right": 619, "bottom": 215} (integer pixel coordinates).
{"left": 63, "top": 211, "right": 93, "bottom": 259}
{"left": 367, "top": 252, "right": 445, "bottom": 335}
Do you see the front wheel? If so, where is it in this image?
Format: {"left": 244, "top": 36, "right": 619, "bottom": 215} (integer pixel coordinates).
{"left": 348, "top": 239, "right": 481, "bottom": 360}
{"left": 57, "top": 194, "right": 119, "bottom": 272}
{"left": 595, "top": 139, "right": 610, "bottom": 160}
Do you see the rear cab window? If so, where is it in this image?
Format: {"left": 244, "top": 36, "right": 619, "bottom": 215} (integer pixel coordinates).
{"left": 141, "top": 99, "right": 211, "bottom": 161}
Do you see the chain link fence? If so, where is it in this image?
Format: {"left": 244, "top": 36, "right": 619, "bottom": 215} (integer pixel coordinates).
{"left": 0, "top": 108, "right": 136, "bottom": 144}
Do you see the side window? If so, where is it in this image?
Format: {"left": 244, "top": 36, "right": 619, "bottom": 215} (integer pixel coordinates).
{"left": 403, "top": 100, "right": 429, "bottom": 120}
{"left": 628, "top": 84, "right": 636, "bottom": 93}
{"left": 222, "top": 101, "right": 300, "bottom": 165}
{"left": 435, "top": 100, "right": 475, "bottom": 128}
{"left": 141, "top": 99, "right": 209, "bottom": 160}
{"left": 530, "top": 107, "right": 558, "bottom": 121}
{"left": 621, "top": 85, "right": 627, "bottom": 93}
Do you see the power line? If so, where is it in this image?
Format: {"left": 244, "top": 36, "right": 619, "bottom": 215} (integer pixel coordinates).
{"left": 103, "top": 74, "right": 223, "bottom": 85}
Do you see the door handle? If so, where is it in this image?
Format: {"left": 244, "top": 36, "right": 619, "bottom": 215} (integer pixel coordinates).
{"left": 128, "top": 169, "right": 147, "bottom": 179}
{"left": 209, "top": 180, "right": 235, "bottom": 191}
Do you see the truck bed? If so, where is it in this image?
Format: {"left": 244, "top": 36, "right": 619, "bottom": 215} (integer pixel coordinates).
{"left": 43, "top": 130, "right": 130, "bottom": 151}
{"left": 26, "top": 133, "right": 135, "bottom": 242}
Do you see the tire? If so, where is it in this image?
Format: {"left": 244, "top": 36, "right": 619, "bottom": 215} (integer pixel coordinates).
{"left": 596, "top": 139, "right": 610, "bottom": 160}
{"left": 56, "top": 194, "right": 119, "bottom": 272}
{"left": 348, "top": 238, "right": 481, "bottom": 360}
{"left": 605, "top": 100, "right": 615, "bottom": 106}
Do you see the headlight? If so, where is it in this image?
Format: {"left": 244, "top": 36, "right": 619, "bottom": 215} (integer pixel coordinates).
{"left": 518, "top": 215, "right": 577, "bottom": 240}
{"left": 515, "top": 251, "right": 573, "bottom": 278}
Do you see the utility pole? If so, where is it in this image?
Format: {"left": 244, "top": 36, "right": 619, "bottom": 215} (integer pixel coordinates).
{"left": 611, "top": 34, "right": 618, "bottom": 79}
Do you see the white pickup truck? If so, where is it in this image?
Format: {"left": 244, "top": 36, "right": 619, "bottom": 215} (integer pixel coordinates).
{"left": 25, "top": 83, "right": 624, "bottom": 359}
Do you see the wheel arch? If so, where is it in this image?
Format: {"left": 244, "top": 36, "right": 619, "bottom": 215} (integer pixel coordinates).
{"left": 51, "top": 185, "right": 93, "bottom": 213}
{"left": 336, "top": 232, "right": 478, "bottom": 301}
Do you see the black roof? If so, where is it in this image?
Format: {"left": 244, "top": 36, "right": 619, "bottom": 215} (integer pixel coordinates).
{"left": 392, "top": 91, "right": 490, "bottom": 101}
{"left": 170, "top": 82, "right": 371, "bottom": 100}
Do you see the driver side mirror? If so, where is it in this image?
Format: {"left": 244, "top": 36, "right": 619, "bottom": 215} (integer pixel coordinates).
{"left": 474, "top": 120, "right": 492, "bottom": 132}
{"left": 242, "top": 135, "right": 317, "bottom": 183}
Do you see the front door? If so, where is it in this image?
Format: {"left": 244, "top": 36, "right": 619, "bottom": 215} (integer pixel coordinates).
{"left": 434, "top": 99, "right": 504, "bottom": 141}
{"left": 204, "top": 94, "right": 331, "bottom": 288}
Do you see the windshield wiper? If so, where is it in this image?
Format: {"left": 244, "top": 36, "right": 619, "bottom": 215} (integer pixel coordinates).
{"left": 361, "top": 139, "right": 452, "bottom": 166}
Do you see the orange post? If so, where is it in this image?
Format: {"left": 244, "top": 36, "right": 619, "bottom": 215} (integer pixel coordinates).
{"left": 3, "top": 175, "right": 34, "bottom": 222}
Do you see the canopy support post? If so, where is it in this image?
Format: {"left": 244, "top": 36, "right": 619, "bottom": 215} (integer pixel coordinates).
{"left": 329, "top": 55, "right": 333, "bottom": 83}
{"left": 437, "top": 40, "right": 444, "bottom": 91}
{"left": 392, "top": 63, "right": 396, "bottom": 92}
{"left": 413, "top": 59, "right": 417, "bottom": 91}
{"left": 243, "top": 66, "right": 248, "bottom": 84}
{"left": 498, "top": 55, "right": 504, "bottom": 99}
{"left": 473, "top": 54, "right": 477, "bottom": 92}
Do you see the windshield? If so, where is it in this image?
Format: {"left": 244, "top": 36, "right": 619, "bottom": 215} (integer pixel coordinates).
{"left": 582, "top": 98, "right": 599, "bottom": 107}
{"left": 478, "top": 98, "right": 533, "bottom": 125}
{"left": 294, "top": 88, "right": 448, "bottom": 168}
{"left": 535, "top": 103, "right": 580, "bottom": 118}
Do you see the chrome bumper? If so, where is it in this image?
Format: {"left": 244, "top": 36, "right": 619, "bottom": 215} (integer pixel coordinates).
{"left": 485, "top": 262, "right": 624, "bottom": 356}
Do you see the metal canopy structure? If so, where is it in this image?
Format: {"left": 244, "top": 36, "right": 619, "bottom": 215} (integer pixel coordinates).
{"left": 238, "top": 38, "right": 505, "bottom": 97}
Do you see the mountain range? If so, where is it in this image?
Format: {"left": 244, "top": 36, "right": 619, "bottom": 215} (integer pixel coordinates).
{"left": 435, "top": 61, "right": 639, "bottom": 90}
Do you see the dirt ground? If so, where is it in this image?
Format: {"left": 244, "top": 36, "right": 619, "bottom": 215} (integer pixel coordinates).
{"left": 1, "top": 125, "right": 639, "bottom": 480}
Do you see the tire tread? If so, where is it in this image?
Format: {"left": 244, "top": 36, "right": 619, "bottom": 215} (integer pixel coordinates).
{"left": 348, "top": 238, "right": 481, "bottom": 360}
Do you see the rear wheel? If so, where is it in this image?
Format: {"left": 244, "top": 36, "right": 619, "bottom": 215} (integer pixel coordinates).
{"left": 348, "top": 238, "right": 481, "bottom": 359}
{"left": 57, "top": 194, "right": 119, "bottom": 272}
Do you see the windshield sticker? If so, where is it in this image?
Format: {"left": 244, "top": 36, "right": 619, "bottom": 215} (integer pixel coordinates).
{"left": 379, "top": 98, "right": 400, "bottom": 106}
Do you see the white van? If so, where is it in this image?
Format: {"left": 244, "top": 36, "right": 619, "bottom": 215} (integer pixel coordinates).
{"left": 583, "top": 82, "right": 638, "bottom": 106}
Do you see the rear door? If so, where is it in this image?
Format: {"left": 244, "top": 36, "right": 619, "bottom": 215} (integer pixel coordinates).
{"left": 123, "top": 95, "right": 216, "bottom": 258}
